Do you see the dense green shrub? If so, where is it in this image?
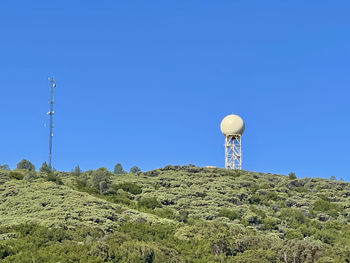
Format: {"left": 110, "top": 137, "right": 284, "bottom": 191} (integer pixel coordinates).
{"left": 23, "top": 171, "right": 38, "bottom": 182}
{"left": 8, "top": 171, "right": 23, "bottom": 180}
{"left": 218, "top": 208, "right": 240, "bottom": 220}
{"left": 265, "top": 191, "right": 279, "bottom": 201}
{"left": 46, "top": 173, "right": 63, "bottom": 185}
{"left": 75, "top": 173, "right": 88, "bottom": 188}
{"left": 0, "top": 244, "right": 14, "bottom": 259}
{"left": 249, "top": 194, "right": 261, "bottom": 204}
{"left": 312, "top": 198, "right": 341, "bottom": 218}
{"left": 285, "top": 229, "right": 303, "bottom": 239}
{"left": 114, "top": 182, "right": 142, "bottom": 195}
{"left": 153, "top": 208, "right": 176, "bottom": 220}
{"left": 262, "top": 217, "right": 279, "bottom": 230}
{"left": 138, "top": 197, "right": 162, "bottom": 209}
{"left": 279, "top": 208, "right": 308, "bottom": 228}
{"left": 106, "top": 192, "right": 131, "bottom": 205}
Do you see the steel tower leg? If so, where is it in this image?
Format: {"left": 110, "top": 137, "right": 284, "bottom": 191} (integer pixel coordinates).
{"left": 225, "top": 135, "right": 242, "bottom": 170}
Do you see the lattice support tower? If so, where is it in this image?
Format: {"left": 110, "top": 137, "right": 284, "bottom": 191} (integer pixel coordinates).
{"left": 224, "top": 134, "right": 242, "bottom": 170}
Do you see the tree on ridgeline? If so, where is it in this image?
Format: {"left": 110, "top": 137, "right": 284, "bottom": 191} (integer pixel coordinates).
{"left": 113, "top": 163, "right": 126, "bottom": 175}
{"left": 72, "top": 165, "right": 82, "bottom": 177}
{"left": 16, "top": 159, "right": 35, "bottom": 171}
{"left": 39, "top": 162, "right": 51, "bottom": 173}
{"left": 288, "top": 172, "right": 296, "bottom": 180}
{"left": 91, "top": 167, "right": 112, "bottom": 194}
{"left": 0, "top": 164, "right": 10, "bottom": 170}
{"left": 130, "top": 166, "right": 141, "bottom": 173}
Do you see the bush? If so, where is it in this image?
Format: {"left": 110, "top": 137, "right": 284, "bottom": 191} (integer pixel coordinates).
{"left": 288, "top": 172, "right": 297, "bottom": 180}
{"left": 218, "top": 209, "right": 240, "bottom": 220}
{"left": 285, "top": 229, "right": 303, "bottom": 239}
{"left": 0, "top": 244, "right": 14, "bottom": 259}
{"left": 75, "top": 173, "right": 88, "bottom": 188}
{"left": 114, "top": 182, "right": 142, "bottom": 195}
{"left": 154, "top": 208, "right": 176, "bottom": 220}
{"left": 279, "top": 208, "right": 307, "bottom": 227}
{"left": 16, "top": 159, "right": 35, "bottom": 171}
{"left": 46, "top": 173, "right": 63, "bottom": 185}
{"left": 249, "top": 194, "right": 262, "bottom": 204}
{"left": 8, "top": 171, "right": 24, "bottom": 180}
{"left": 138, "top": 197, "right": 162, "bottom": 209}
{"left": 23, "top": 171, "right": 39, "bottom": 182}
{"left": 312, "top": 199, "right": 341, "bottom": 218}
{"left": 263, "top": 217, "right": 278, "bottom": 230}
{"left": 106, "top": 193, "right": 131, "bottom": 205}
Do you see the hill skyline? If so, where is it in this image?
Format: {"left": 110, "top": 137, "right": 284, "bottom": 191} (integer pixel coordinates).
{"left": 1, "top": 165, "right": 350, "bottom": 261}
{"left": 1, "top": 1, "right": 350, "bottom": 180}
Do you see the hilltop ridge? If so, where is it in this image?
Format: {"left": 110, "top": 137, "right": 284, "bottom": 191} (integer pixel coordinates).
{"left": 0, "top": 166, "right": 350, "bottom": 262}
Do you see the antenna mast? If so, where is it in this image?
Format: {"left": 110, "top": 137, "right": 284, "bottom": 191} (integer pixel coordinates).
{"left": 47, "top": 77, "right": 56, "bottom": 169}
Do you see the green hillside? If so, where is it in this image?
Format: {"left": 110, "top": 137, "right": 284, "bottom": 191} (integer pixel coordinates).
{"left": 1, "top": 166, "right": 350, "bottom": 262}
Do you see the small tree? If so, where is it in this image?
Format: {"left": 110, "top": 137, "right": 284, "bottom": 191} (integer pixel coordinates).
{"left": 72, "top": 165, "right": 82, "bottom": 177}
{"left": 0, "top": 164, "right": 10, "bottom": 170}
{"left": 39, "top": 162, "right": 51, "bottom": 173}
{"left": 91, "top": 167, "right": 112, "bottom": 194}
{"left": 113, "top": 163, "right": 126, "bottom": 175}
{"left": 130, "top": 166, "right": 141, "bottom": 173}
{"left": 16, "top": 159, "right": 35, "bottom": 171}
{"left": 288, "top": 172, "right": 297, "bottom": 180}
{"left": 330, "top": 175, "right": 336, "bottom": 181}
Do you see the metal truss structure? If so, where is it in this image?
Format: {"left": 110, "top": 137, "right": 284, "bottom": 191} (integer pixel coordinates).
{"left": 225, "top": 134, "right": 242, "bottom": 170}
{"left": 47, "top": 77, "right": 56, "bottom": 169}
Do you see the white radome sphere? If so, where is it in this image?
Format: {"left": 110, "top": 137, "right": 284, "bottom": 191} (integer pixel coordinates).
{"left": 220, "top": 114, "right": 245, "bottom": 135}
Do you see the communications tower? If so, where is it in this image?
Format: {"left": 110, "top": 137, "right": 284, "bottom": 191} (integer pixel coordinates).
{"left": 220, "top": 114, "right": 245, "bottom": 170}
{"left": 47, "top": 77, "right": 56, "bottom": 169}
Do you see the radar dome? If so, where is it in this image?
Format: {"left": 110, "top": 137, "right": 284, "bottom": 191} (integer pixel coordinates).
{"left": 220, "top": 114, "right": 245, "bottom": 135}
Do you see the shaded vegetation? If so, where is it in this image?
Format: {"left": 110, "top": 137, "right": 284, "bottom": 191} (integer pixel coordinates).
{"left": 8, "top": 171, "right": 24, "bottom": 180}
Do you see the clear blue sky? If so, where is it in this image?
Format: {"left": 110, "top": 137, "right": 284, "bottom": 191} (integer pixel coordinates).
{"left": 1, "top": 1, "right": 349, "bottom": 180}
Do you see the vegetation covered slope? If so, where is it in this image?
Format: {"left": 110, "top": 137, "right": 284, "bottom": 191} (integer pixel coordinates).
{"left": 0, "top": 180, "right": 170, "bottom": 231}
{"left": 1, "top": 166, "right": 350, "bottom": 262}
